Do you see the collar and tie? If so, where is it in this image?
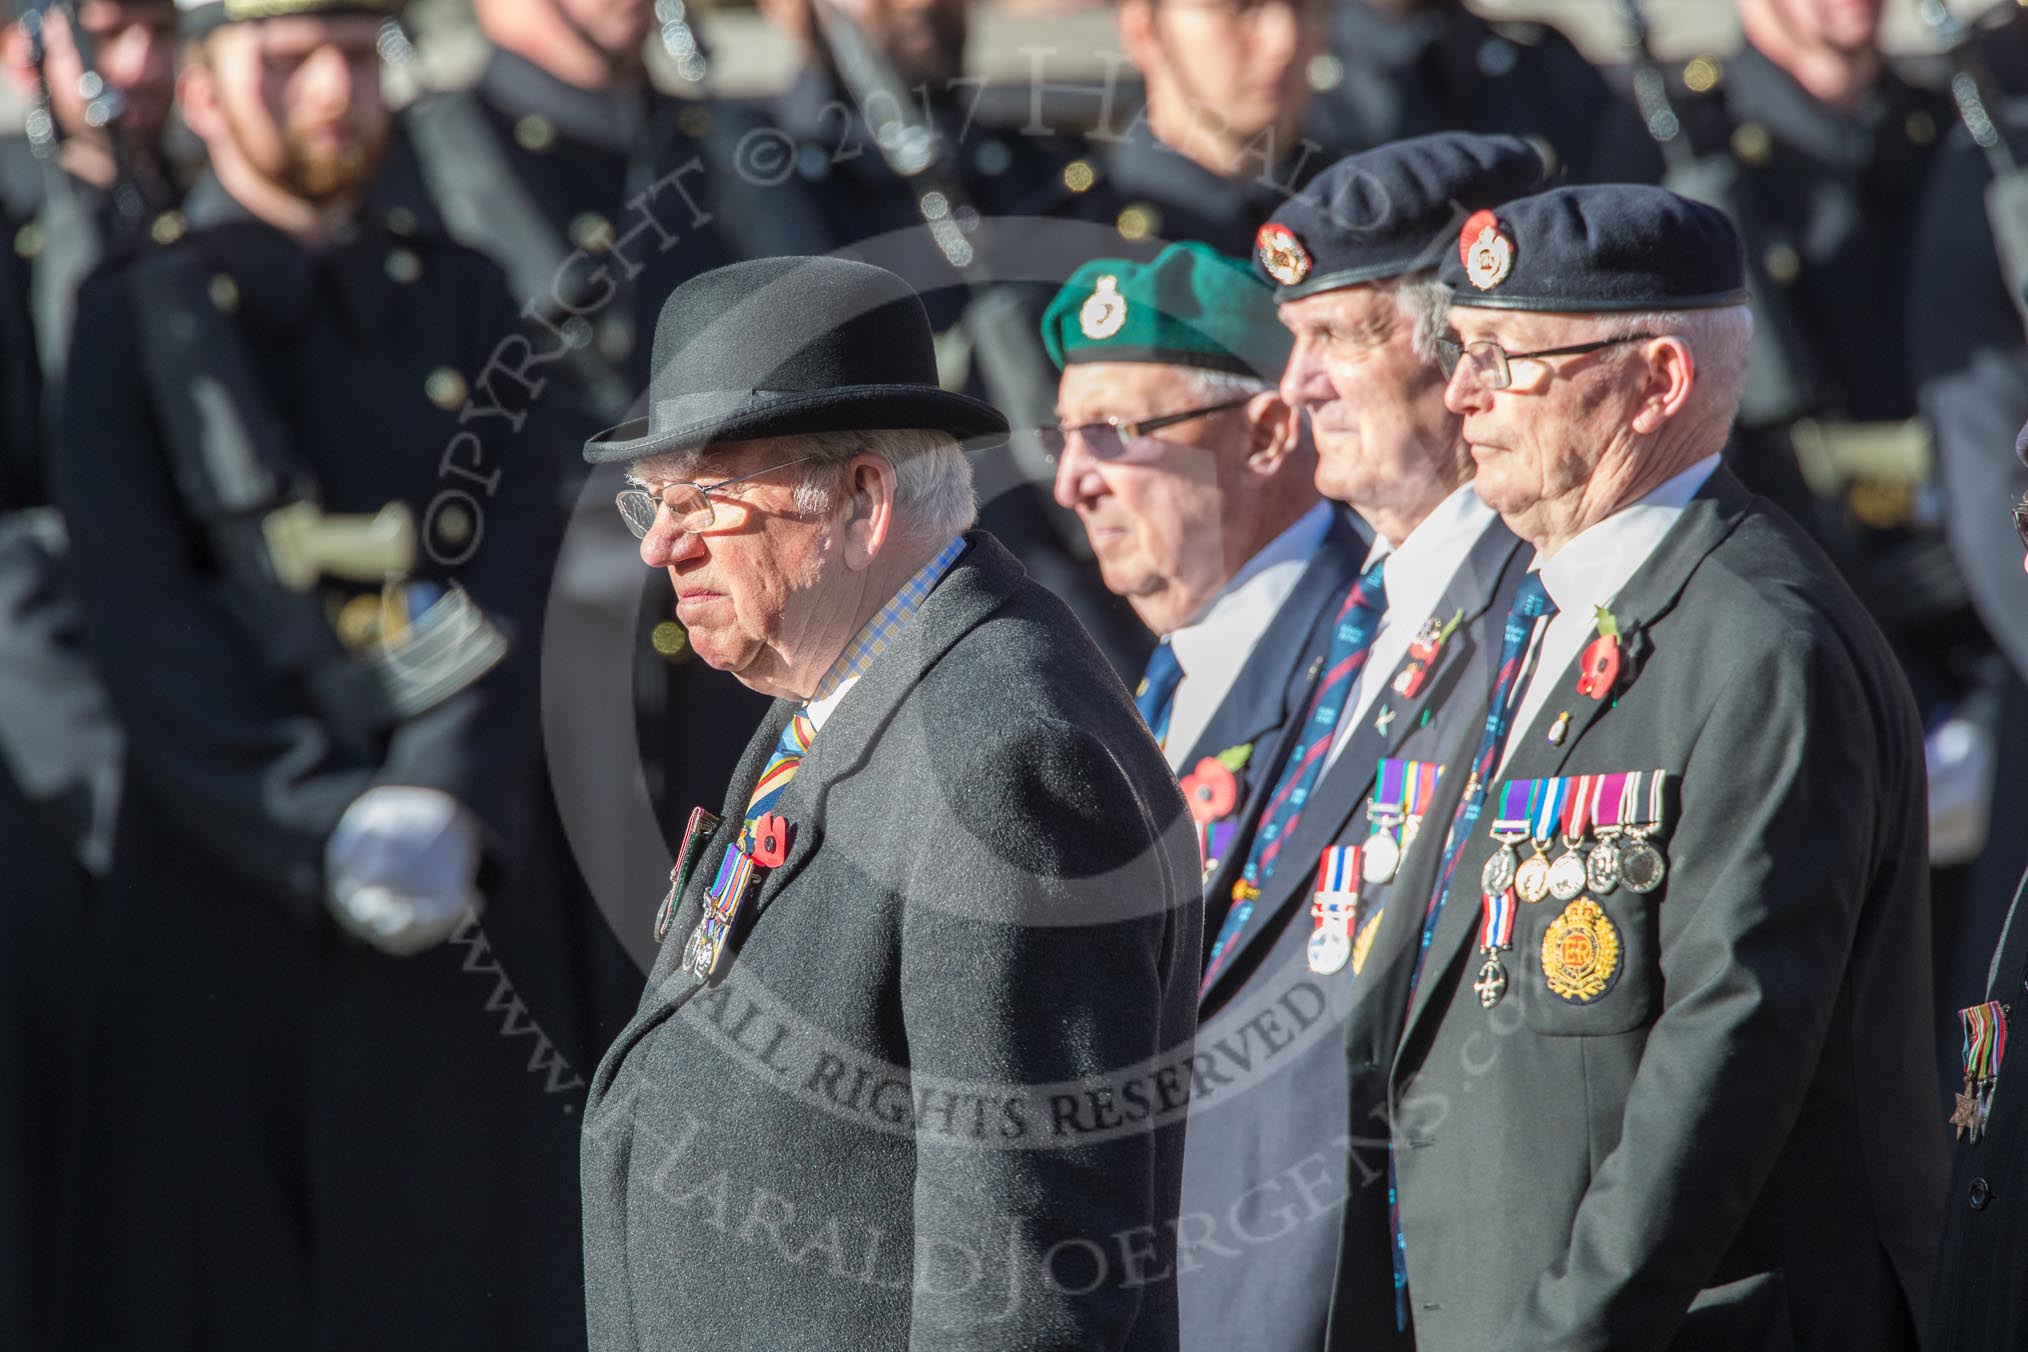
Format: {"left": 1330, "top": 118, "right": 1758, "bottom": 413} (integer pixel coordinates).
{"left": 1200, "top": 556, "right": 1390, "bottom": 991}
{"left": 1136, "top": 639, "right": 1186, "bottom": 749}
{"left": 1386, "top": 570, "right": 1555, "bottom": 1328}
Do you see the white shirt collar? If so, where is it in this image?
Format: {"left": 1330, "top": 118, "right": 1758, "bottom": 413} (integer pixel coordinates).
{"left": 1162, "top": 501, "right": 1332, "bottom": 769}
{"left": 1325, "top": 483, "right": 1498, "bottom": 768}
{"left": 1364, "top": 482, "right": 1497, "bottom": 632}
{"left": 1534, "top": 455, "right": 1721, "bottom": 620}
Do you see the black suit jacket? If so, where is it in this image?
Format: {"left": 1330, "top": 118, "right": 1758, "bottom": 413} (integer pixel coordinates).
{"left": 1334, "top": 470, "right": 1943, "bottom": 1352}
{"left": 1178, "top": 519, "right": 1524, "bottom": 1352}
{"left": 581, "top": 533, "right": 1202, "bottom": 1352}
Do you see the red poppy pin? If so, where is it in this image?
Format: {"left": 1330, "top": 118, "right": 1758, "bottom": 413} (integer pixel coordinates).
{"left": 1182, "top": 758, "right": 1240, "bottom": 825}
{"left": 750, "top": 812, "right": 793, "bottom": 868}
{"left": 1575, "top": 605, "right": 1622, "bottom": 701}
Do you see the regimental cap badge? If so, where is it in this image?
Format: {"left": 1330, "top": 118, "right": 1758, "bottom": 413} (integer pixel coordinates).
{"left": 1460, "top": 208, "right": 1514, "bottom": 292}
{"left": 1079, "top": 274, "right": 1128, "bottom": 341}
{"left": 1256, "top": 222, "right": 1312, "bottom": 287}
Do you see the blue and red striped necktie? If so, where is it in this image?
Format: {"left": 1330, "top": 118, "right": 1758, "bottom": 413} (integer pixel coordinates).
{"left": 1386, "top": 569, "right": 1555, "bottom": 1328}
{"left": 1200, "top": 556, "right": 1389, "bottom": 990}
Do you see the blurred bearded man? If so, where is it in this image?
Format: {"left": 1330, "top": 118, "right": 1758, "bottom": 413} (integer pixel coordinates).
{"left": 45, "top": 0, "right": 591, "bottom": 1348}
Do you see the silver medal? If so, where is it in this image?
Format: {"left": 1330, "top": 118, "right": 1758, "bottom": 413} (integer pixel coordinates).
{"left": 1515, "top": 851, "right": 1553, "bottom": 904}
{"left": 1480, "top": 843, "right": 1519, "bottom": 896}
{"left": 1474, "top": 954, "right": 1509, "bottom": 1008}
{"left": 1308, "top": 926, "right": 1352, "bottom": 975}
{"left": 1585, "top": 839, "right": 1620, "bottom": 894}
{"left": 1547, "top": 849, "right": 1587, "bottom": 902}
{"left": 1617, "top": 837, "right": 1666, "bottom": 893}
{"left": 1363, "top": 830, "right": 1402, "bottom": 885}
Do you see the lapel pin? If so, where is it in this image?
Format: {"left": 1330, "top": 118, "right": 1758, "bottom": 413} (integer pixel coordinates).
{"left": 750, "top": 812, "right": 793, "bottom": 868}
{"left": 1576, "top": 605, "right": 1622, "bottom": 701}
{"left": 1375, "top": 705, "right": 1397, "bottom": 736}
{"left": 1547, "top": 710, "right": 1571, "bottom": 746}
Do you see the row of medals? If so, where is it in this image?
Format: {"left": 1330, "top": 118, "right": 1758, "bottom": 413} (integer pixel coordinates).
{"left": 1474, "top": 826, "right": 1666, "bottom": 1008}
{"left": 1309, "top": 813, "right": 1420, "bottom": 974}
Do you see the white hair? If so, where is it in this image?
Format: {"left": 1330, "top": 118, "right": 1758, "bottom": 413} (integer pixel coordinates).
{"left": 1593, "top": 306, "right": 1756, "bottom": 447}
{"left": 783, "top": 427, "right": 978, "bottom": 540}
{"left": 1177, "top": 368, "right": 1275, "bottom": 405}
{"left": 1385, "top": 273, "right": 1454, "bottom": 361}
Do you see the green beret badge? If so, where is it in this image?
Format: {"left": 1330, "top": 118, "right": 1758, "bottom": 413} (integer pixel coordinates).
{"left": 1079, "top": 275, "right": 1128, "bottom": 341}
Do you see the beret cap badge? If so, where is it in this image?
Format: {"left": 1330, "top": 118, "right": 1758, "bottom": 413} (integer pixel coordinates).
{"left": 1255, "top": 222, "right": 1312, "bottom": 287}
{"left": 1460, "top": 209, "right": 1514, "bottom": 292}
{"left": 1078, "top": 274, "right": 1129, "bottom": 341}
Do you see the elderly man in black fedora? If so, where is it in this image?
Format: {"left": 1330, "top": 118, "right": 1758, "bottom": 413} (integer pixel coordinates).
{"left": 577, "top": 255, "right": 1203, "bottom": 1352}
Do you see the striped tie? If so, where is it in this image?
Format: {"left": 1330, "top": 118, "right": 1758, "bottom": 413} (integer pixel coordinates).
{"left": 1135, "top": 640, "right": 1184, "bottom": 748}
{"left": 1200, "top": 556, "right": 1388, "bottom": 991}
{"left": 744, "top": 709, "right": 815, "bottom": 847}
{"left": 1386, "top": 570, "right": 1555, "bottom": 1329}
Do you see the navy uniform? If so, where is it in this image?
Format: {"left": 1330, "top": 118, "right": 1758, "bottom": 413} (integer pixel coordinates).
{"left": 392, "top": 35, "right": 781, "bottom": 1041}
{"left": 1161, "top": 136, "right": 1543, "bottom": 1352}
{"left": 1309, "top": 0, "right": 1661, "bottom": 187}
{"left": 1910, "top": 100, "right": 2028, "bottom": 1009}
{"left": 1326, "top": 186, "right": 1942, "bottom": 1351}
{"left": 1666, "top": 41, "right": 1968, "bottom": 704}
{"left": 1058, "top": 118, "right": 1329, "bottom": 266}
{"left": 46, "top": 1, "right": 590, "bottom": 1340}
{"left": 0, "top": 19, "right": 177, "bottom": 1342}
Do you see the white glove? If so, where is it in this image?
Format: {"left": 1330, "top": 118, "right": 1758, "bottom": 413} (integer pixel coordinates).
{"left": 325, "top": 785, "right": 482, "bottom": 956}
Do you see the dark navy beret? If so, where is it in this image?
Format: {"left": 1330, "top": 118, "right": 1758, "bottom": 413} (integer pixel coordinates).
{"left": 1439, "top": 184, "right": 1751, "bottom": 313}
{"left": 1254, "top": 132, "right": 1555, "bottom": 301}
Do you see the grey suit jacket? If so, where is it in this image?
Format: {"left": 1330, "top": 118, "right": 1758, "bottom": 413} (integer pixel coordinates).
{"left": 581, "top": 532, "right": 1203, "bottom": 1352}
{"left": 1338, "top": 470, "right": 1945, "bottom": 1352}
{"left": 1178, "top": 520, "right": 1525, "bottom": 1352}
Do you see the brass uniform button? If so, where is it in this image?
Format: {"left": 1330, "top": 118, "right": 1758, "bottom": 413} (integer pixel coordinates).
{"left": 149, "top": 211, "right": 186, "bottom": 246}
{"left": 1116, "top": 203, "right": 1159, "bottom": 242}
{"left": 425, "top": 366, "right": 468, "bottom": 410}
{"left": 207, "top": 274, "right": 240, "bottom": 313}
{"left": 1906, "top": 110, "right": 1937, "bottom": 146}
{"left": 677, "top": 104, "right": 711, "bottom": 138}
{"left": 13, "top": 222, "right": 42, "bottom": 259}
{"left": 1764, "top": 242, "right": 1801, "bottom": 285}
{"left": 1682, "top": 56, "right": 1722, "bottom": 94}
{"left": 385, "top": 206, "right": 418, "bottom": 237}
{"left": 570, "top": 212, "right": 615, "bottom": 253}
{"left": 435, "top": 502, "right": 474, "bottom": 546}
{"left": 514, "top": 114, "right": 557, "bottom": 153}
{"left": 385, "top": 248, "right": 422, "bottom": 284}
{"left": 1062, "top": 160, "right": 1096, "bottom": 194}
{"left": 596, "top": 318, "right": 633, "bottom": 361}
{"left": 1730, "top": 122, "right": 1773, "bottom": 167}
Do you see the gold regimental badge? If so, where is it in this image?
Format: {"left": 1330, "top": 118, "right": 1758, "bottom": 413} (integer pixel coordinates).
{"left": 1079, "top": 274, "right": 1128, "bottom": 340}
{"left": 1351, "top": 907, "right": 1385, "bottom": 976}
{"left": 1541, "top": 896, "right": 1620, "bottom": 1003}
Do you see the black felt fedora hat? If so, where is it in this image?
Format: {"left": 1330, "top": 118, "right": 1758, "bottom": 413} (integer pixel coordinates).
{"left": 583, "top": 256, "right": 1010, "bottom": 463}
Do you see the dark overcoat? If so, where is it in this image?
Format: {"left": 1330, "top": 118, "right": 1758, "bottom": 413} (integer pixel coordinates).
{"left": 582, "top": 532, "right": 1202, "bottom": 1352}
